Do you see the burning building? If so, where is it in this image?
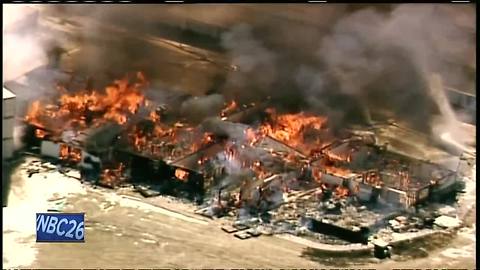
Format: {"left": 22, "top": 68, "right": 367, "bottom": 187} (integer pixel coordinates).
{"left": 7, "top": 62, "right": 467, "bottom": 247}
{"left": 1, "top": 7, "right": 476, "bottom": 269}
{"left": 310, "top": 136, "right": 458, "bottom": 208}
{"left": 17, "top": 70, "right": 463, "bottom": 209}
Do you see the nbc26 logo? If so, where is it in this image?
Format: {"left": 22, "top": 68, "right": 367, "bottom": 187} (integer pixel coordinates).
{"left": 36, "top": 213, "right": 85, "bottom": 242}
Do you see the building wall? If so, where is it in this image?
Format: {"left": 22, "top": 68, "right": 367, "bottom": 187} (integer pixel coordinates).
{"left": 2, "top": 88, "right": 16, "bottom": 159}
{"left": 432, "top": 172, "right": 458, "bottom": 196}
{"left": 379, "top": 187, "right": 408, "bottom": 207}
{"left": 348, "top": 178, "right": 373, "bottom": 202}
{"left": 320, "top": 173, "right": 345, "bottom": 187}
{"left": 445, "top": 87, "right": 476, "bottom": 124}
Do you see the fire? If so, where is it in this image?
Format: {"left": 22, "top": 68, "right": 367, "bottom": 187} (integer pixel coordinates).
{"left": 259, "top": 109, "right": 328, "bottom": 155}
{"left": 197, "top": 156, "right": 209, "bottom": 165}
{"left": 244, "top": 128, "right": 261, "bottom": 146}
{"left": 325, "top": 151, "right": 352, "bottom": 163}
{"left": 364, "top": 170, "right": 383, "bottom": 187}
{"left": 312, "top": 167, "right": 323, "bottom": 182}
{"left": 59, "top": 144, "right": 69, "bottom": 160}
{"left": 25, "top": 101, "right": 45, "bottom": 129}
{"left": 175, "top": 168, "right": 190, "bottom": 181}
{"left": 35, "top": 129, "right": 47, "bottom": 139}
{"left": 100, "top": 163, "right": 125, "bottom": 188}
{"left": 70, "top": 147, "right": 82, "bottom": 163}
{"left": 220, "top": 100, "right": 238, "bottom": 117}
{"left": 130, "top": 123, "right": 172, "bottom": 153}
{"left": 59, "top": 144, "right": 82, "bottom": 163}
{"left": 25, "top": 72, "right": 147, "bottom": 137}
{"left": 149, "top": 110, "right": 160, "bottom": 122}
{"left": 334, "top": 185, "right": 350, "bottom": 198}
{"left": 128, "top": 119, "right": 214, "bottom": 160}
{"left": 250, "top": 160, "right": 270, "bottom": 179}
{"left": 325, "top": 166, "right": 353, "bottom": 177}
{"left": 190, "top": 132, "right": 215, "bottom": 152}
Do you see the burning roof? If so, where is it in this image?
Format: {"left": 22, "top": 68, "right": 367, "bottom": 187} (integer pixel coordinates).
{"left": 21, "top": 72, "right": 460, "bottom": 210}
{"left": 24, "top": 72, "right": 148, "bottom": 140}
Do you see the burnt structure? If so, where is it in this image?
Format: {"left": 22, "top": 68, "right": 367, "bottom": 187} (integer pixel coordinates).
{"left": 306, "top": 217, "right": 370, "bottom": 244}
{"left": 13, "top": 70, "right": 465, "bottom": 247}
{"left": 21, "top": 101, "right": 460, "bottom": 209}
{"left": 310, "top": 137, "right": 458, "bottom": 208}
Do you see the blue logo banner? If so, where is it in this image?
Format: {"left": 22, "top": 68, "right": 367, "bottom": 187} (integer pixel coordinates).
{"left": 36, "top": 213, "right": 85, "bottom": 242}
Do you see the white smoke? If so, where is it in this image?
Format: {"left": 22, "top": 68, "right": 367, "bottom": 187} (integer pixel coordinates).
{"left": 3, "top": 5, "right": 48, "bottom": 83}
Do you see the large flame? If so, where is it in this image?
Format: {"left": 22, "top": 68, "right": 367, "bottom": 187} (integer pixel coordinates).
{"left": 25, "top": 72, "right": 147, "bottom": 138}
{"left": 127, "top": 119, "right": 216, "bottom": 160}
{"left": 258, "top": 109, "right": 329, "bottom": 155}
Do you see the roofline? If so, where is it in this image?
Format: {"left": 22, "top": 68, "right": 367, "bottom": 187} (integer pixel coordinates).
{"left": 444, "top": 86, "right": 476, "bottom": 98}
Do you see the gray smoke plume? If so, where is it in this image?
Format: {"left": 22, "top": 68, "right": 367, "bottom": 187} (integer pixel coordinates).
{"left": 180, "top": 94, "right": 226, "bottom": 123}
{"left": 219, "top": 4, "right": 475, "bottom": 137}
{"left": 312, "top": 5, "right": 475, "bottom": 145}
{"left": 220, "top": 24, "right": 277, "bottom": 103}
{"left": 29, "top": 4, "right": 475, "bottom": 141}
{"left": 3, "top": 5, "right": 48, "bottom": 83}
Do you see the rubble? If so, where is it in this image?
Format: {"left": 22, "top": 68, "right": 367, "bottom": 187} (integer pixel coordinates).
{"left": 233, "top": 231, "right": 251, "bottom": 240}
{"left": 434, "top": 215, "right": 462, "bottom": 229}
{"left": 221, "top": 225, "right": 239, "bottom": 233}
{"left": 372, "top": 239, "right": 391, "bottom": 259}
{"left": 134, "top": 185, "right": 161, "bottom": 198}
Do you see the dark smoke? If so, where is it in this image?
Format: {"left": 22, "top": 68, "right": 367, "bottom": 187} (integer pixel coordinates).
{"left": 218, "top": 4, "right": 475, "bottom": 134}
{"left": 180, "top": 94, "right": 225, "bottom": 123}
{"left": 220, "top": 24, "right": 277, "bottom": 104}
{"left": 38, "top": 4, "right": 475, "bottom": 136}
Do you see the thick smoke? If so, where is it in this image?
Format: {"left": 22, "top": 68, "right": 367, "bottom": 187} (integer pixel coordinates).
{"left": 219, "top": 4, "right": 475, "bottom": 138}
{"left": 313, "top": 5, "right": 475, "bottom": 145}
{"left": 3, "top": 5, "right": 48, "bottom": 83}
{"left": 220, "top": 24, "right": 277, "bottom": 103}
{"left": 14, "top": 4, "right": 475, "bottom": 145}
{"left": 180, "top": 94, "right": 225, "bottom": 123}
{"left": 3, "top": 5, "right": 71, "bottom": 149}
{"left": 3, "top": 5, "right": 75, "bottom": 104}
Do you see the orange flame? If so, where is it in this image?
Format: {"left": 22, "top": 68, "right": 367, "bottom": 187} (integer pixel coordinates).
{"left": 259, "top": 109, "right": 328, "bottom": 155}
{"left": 25, "top": 72, "right": 147, "bottom": 137}
{"left": 244, "top": 128, "right": 260, "bottom": 146}
{"left": 58, "top": 144, "right": 82, "bottom": 163}
{"left": 149, "top": 110, "right": 160, "bottom": 123}
{"left": 59, "top": 144, "right": 69, "bottom": 160}
{"left": 175, "top": 168, "right": 190, "bottom": 181}
{"left": 325, "top": 166, "right": 352, "bottom": 177}
{"left": 128, "top": 119, "right": 214, "bottom": 160}
{"left": 363, "top": 170, "right": 383, "bottom": 187}
{"left": 100, "top": 163, "right": 125, "bottom": 187}
{"left": 25, "top": 101, "right": 45, "bottom": 129}
{"left": 334, "top": 185, "right": 350, "bottom": 198}
{"left": 35, "top": 129, "right": 47, "bottom": 139}
{"left": 220, "top": 100, "right": 238, "bottom": 117}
